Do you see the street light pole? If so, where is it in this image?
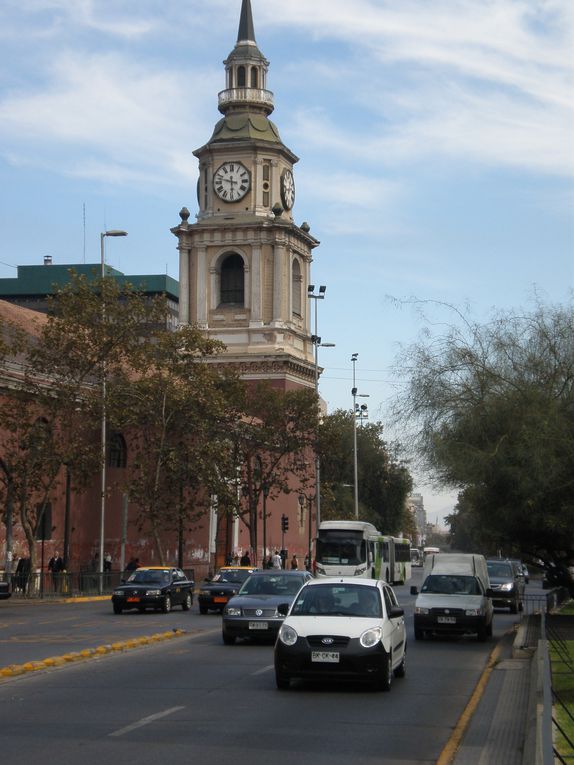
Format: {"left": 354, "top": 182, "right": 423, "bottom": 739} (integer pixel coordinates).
{"left": 351, "top": 353, "right": 369, "bottom": 520}
{"left": 99, "top": 230, "right": 127, "bottom": 591}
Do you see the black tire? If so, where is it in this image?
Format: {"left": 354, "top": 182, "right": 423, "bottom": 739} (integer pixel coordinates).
{"left": 376, "top": 651, "right": 393, "bottom": 692}
{"left": 222, "top": 631, "right": 236, "bottom": 645}
{"left": 199, "top": 604, "right": 208, "bottom": 615}
{"left": 477, "top": 624, "right": 488, "bottom": 642}
{"left": 138, "top": 606, "right": 146, "bottom": 613}
{"left": 486, "top": 619, "right": 493, "bottom": 637}
{"left": 394, "top": 649, "right": 406, "bottom": 678}
{"left": 518, "top": 600, "right": 523, "bottom": 612}
{"left": 414, "top": 628, "right": 424, "bottom": 641}
{"left": 162, "top": 594, "right": 172, "bottom": 614}
{"left": 182, "top": 592, "right": 192, "bottom": 611}
{"left": 510, "top": 599, "right": 518, "bottom": 614}
{"left": 113, "top": 604, "right": 123, "bottom": 615}
{"left": 275, "top": 669, "right": 291, "bottom": 690}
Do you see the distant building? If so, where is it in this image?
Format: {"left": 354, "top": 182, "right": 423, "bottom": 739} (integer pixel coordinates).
{"left": 0, "top": 260, "right": 179, "bottom": 329}
{"left": 408, "top": 493, "right": 426, "bottom": 546}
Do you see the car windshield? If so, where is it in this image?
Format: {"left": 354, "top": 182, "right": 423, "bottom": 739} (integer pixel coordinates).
{"left": 487, "top": 562, "right": 513, "bottom": 578}
{"left": 421, "top": 575, "right": 482, "bottom": 595}
{"left": 212, "top": 569, "right": 251, "bottom": 584}
{"left": 291, "top": 584, "right": 382, "bottom": 617}
{"left": 128, "top": 570, "right": 170, "bottom": 585}
{"left": 238, "top": 574, "right": 305, "bottom": 596}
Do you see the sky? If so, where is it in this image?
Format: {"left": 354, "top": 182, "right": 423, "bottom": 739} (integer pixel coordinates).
{"left": 1, "top": 0, "right": 572, "bottom": 526}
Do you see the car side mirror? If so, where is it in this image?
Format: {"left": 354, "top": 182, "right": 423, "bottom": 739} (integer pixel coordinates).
{"left": 410, "top": 586, "right": 418, "bottom": 595}
{"left": 486, "top": 588, "right": 494, "bottom": 599}
{"left": 277, "top": 603, "right": 290, "bottom": 616}
{"left": 389, "top": 606, "right": 404, "bottom": 618}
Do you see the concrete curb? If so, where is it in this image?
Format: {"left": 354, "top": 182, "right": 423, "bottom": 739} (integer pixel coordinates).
{"left": 0, "top": 629, "right": 186, "bottom": 680}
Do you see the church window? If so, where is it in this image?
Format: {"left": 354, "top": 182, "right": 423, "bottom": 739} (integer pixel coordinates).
{"left": 237, "top": 66, "right": 246, "bottom": 86}
{"left": 292, "top": 259, "right": 302, "bottom": 316}
{"left": 108, "top": 432, "right": 127, "bottom": 469}
{"left": 220, "top": 254, "right": 245, "bottom": 305}
{"left": 251, "top": 67, "right": 258, "bottom": 88}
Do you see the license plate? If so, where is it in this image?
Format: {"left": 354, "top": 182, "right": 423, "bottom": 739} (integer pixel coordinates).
{"left": 213, "top": 597, "right": 228, "bottom": 603}
{"left": 249, "top": 621, "right": 268, "bottom": 630}
{"left": 312, "top": 651, "right": 340, "bottom": 663}
{"left": 127, "top": 597, "right": 140, "bottom": 603}
{"left": 437, "top": 616, "right": 456, "bottom": 624}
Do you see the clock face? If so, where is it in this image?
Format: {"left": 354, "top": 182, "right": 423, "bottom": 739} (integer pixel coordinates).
{"left": 213, "top": 162, "right": 251, "bottom": 202}
{"left": 281, "top": 169, "right": 295, "bottom": 210}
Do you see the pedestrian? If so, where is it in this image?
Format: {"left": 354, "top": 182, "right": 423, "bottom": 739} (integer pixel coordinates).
{"left": 15, "top": 556, "right": 30, "bottom": 595}
{"left": 304, "top": 554, "right": 311, "bottom": 572}
{"left": 265, "top": 555, "right": 273, "bottom": 569}
{"left": 290, "top": 554, "right": 298, "bottom": 570}
{"left": 103, "top": 553, "right": 112, "bottom": 572}
{"left": 48, "top": 551, "right": 64, "bottom": 591}
{"left": 272, "top": 550, "right": 282, "bottom": 569}
{"left": 240, "top": 551, "right": 251, "bottom": 566}
{"left": 125, "top": 557, "right": 139, "bottom": 573}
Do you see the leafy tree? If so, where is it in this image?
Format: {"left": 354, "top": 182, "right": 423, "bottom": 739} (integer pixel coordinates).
{"left": 392, "top": 297, "right": 574, "bottom": 579}
{"left": 318, "top": 410, "right": 413, "bottom": 534}
{"left": 215, "top": 382, "right": 319, "bottom": 563}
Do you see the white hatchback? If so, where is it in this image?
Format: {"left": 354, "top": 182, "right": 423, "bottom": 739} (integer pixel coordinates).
{"left": 274, "top": 577, "right": 407, "bottom": 691}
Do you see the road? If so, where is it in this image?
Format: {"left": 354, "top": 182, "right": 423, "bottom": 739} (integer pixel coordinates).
{"left": 0, "top": 570, "right": 526, "bottom": 764}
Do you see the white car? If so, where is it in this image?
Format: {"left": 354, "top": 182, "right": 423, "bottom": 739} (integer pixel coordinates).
{"left": 274, "top": 577, "right": 407, "bottom": 691}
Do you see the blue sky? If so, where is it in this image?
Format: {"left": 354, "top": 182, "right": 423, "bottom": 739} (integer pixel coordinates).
{"left": 1, "top": 0, "right": 572, "bottom": 525}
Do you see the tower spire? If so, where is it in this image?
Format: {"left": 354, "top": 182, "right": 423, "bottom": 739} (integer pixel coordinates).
{"left": 237, "top": 0, "right": 256, "bottom": 44}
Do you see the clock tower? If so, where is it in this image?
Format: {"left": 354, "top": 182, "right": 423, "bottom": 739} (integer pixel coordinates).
{"left": 172, "top": 0, "right": 319, "bottom": 391}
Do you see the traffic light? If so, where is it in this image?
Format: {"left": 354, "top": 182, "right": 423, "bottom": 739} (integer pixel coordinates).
{"left": 281, "top": 514, "right": 289, "bottom": 532}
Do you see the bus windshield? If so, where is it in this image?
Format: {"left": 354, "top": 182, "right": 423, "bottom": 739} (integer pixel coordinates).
{"left": 316, "top": 531, "right": 365, "bottom": 566}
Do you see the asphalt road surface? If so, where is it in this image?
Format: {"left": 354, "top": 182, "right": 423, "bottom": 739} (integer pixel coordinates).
{"left": 0, "top": 570, "right": 525, "bottom": 765}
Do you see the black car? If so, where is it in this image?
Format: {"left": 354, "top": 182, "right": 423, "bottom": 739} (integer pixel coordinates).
{"left": 222, "top": 570, "right": 312, "bottom": 644}
{"left": 111, "top": 567, "right": 194, "bottom": 614}
{"left": 486, "top": 559, "right": 525, "bottom": 613}
{"left": 0, "top": 579, "right": 11, "bottom": 600}
{"left": 198, "top": 566, "right": 257, "bottom": 614}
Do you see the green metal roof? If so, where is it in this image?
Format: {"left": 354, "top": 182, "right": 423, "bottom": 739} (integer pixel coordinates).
{"left": 0, "top": 264, "right": 179, "bottom": 300}
{"left": 209, "top": 113, "right": 282, "bottom": 144}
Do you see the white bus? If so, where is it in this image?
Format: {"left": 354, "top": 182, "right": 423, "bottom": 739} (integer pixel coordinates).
{"left": 315, "top": 521, "right": 411, "bottom": 585}
{"left": 315, "top": 520, "right": 380, "bottom": 578}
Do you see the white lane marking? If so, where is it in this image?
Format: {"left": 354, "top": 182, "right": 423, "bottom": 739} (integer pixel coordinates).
{"left": 252, "top": 664, "right": 274, "bottom": 676}
{"left": 109, "top": 706, "right": 185, "bottom": 737}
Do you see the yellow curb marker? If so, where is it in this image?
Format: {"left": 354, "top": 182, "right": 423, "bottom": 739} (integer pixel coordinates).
{"left": 0, "top": 629, "right": 186, "bottom": 681}
{"left": 436, "top": 641, "right": 503, "bottom": 765}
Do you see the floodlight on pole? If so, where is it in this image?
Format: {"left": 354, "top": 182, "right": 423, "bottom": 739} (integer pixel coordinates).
{"left": 351, "top": 353, "right": 369, "bottom": 519}
{"left": 99, "top": 229, "right": 127, "bottom": 591}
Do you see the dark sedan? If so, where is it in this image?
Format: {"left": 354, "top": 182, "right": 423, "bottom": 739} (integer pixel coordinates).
{"left": 222, "top": 570, "right": 312, "bottom": 644}
{"left": 198, "top": 566, "right": 257, "bottom": 614}
{"left": 111, "top": 567, "right": 194, "bottom": 614}
{"left": 486, "top": 559, "right": 524, "bottom": 613}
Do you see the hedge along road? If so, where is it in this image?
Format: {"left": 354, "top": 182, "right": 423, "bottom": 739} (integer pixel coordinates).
{"left": 0, "top": 598, "right": 214, "bottom": 671}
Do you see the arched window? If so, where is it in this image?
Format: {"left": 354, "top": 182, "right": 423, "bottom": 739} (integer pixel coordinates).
{"left": 108, "top": 432, "right": 127, "bottom": 468}
{"left": 237, "top": 66, "right": 246, "bottom": 86}
{"left": 220, "top": 254, "right": 245, "bottom": 306}
{"left": 292, "top": 259, "right": 302, "bottom": 316}
{"left": 251, "top": 67, "right": 258, "bottom": 88}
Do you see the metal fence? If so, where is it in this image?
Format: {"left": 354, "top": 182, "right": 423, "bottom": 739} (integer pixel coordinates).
{"left": 1, "top": 568, "right": 196, "bottom": 599}
{"left": 522, "top": 587, "right": 570, "bottom": 615}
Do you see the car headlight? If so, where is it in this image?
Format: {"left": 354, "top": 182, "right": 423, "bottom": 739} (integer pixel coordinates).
{"left": 315, "top": 565, "right": 326, "bottom": 575}
{"left": 354, "top": 566, "right": 367, "bottom": 576}
{"left": 226, "top": 607, "right": 242, "bottom": 616}
{"left": 145, "top": 589, "right": 162, "bottom": 596}
{"left": 500, "top": 583, "right": 513, "bottom": 591}
{"left": 113, "top": 590, "right": 124, "bottom": 597}
{"left": 415, "top": 607, "right": 429, "bottom": 615}
{"left": 278, "top": 624, "right": 298, "bottom": 646}
{"left": 360, "top": 627, "right": 383, "bottom": 648}
{"left": 465, "top": 608, "right": 481, "bottom": 616}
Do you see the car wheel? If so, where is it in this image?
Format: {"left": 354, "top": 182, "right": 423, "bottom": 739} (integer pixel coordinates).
{"left": 199, "top": 604, "right": 208, "bottom": 615}
{"left": 510, "top": 599, "right": 518, "bottom": 614}
{"left": 113, "top": 604, "right": 123, "bottom": 615}
{"left": 486, "top": 619, "right": 493, "bottom": 637}
{"left": 518, "top": 600, "right": 524, "bottom": 612}
{"left": 222, "top": 631, "right": 236, "bottom": 645}
{"left": 394, "top": 649, "right": 406, "bottom": 678}
{"left": 376, "top": 651, "right": 393, "bottom": 692}
{"left": 162, "top": 594, "right": 172, "bottom": 614}
{"left": 414, "top": 628, "right": 424, "bottom": 641}
{"left": 182, "top": 593, "right": 192, "bottom": 611}
{"left": 275, "top": 669, "right": 291, "bottom": 690}
{"left": 477, "top": 624, "right": 488, "bottom": 642}
{"left": 138, "top": 606, "right": 146, "bottom": 613}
